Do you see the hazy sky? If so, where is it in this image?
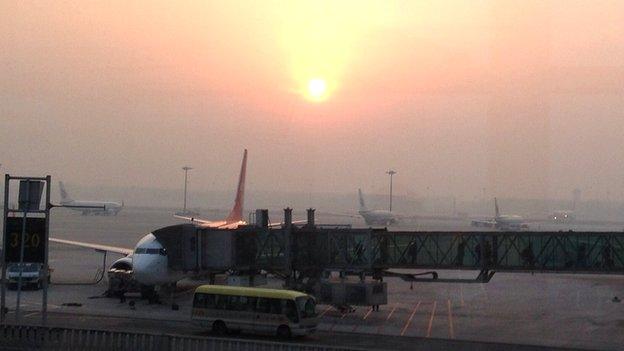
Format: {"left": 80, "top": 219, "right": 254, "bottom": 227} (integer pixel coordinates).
{"left": 2, "top": 1, "right": 624, "bottom": 201}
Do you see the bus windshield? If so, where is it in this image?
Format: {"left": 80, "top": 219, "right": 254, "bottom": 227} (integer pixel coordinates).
{"left": 296, "top": 296, "right": 316, "bottom": 318}
{"left": 8, "top": 264, "right": 39, "bottom": 273}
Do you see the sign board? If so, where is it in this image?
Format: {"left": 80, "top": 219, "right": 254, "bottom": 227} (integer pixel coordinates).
{"left": 3, "top": 217, "right": 46, "bottom": 264}
{"left": 18, "top": 180, "right": 44, "bottom": 211}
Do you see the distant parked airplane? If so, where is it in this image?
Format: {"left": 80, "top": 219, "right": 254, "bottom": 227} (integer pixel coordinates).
{"left": 358, "top": 188, "right": 397, "bottom": 226}
{"left": 551, "top": 189, "right": 580, "bottom": 223}
{"left": 471, "top": 198, "right": 529, "bottom": 231}
{"left": 59, "top": 181, "right": 123, "bottom": 216}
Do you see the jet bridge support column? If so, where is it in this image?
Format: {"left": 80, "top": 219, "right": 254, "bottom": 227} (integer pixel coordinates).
{"left": 255, "top": 209, "right": 269, "bottom": 228}
{"left": 283, "top": 208, "right": 293, "bottom": 286}
{"left": 306, "top": 208, "right": 315, "bottom": 228}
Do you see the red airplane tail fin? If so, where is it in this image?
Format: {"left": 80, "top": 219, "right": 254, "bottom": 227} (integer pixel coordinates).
{"left": 226, "top": 149, "right": 247, "bottom": 223}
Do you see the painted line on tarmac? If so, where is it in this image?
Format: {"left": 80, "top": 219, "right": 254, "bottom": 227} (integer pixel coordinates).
{"left": 23, "top": 311, "right": 39, "bottom": 318}
{"left": 386, "top": 304, "right": 398, "bottom": 321}
{"left": 400, "top": 301, "right": 421, "bottom": 336}
{"left": 426, "top": 301, "right": 437, "bottom": 338}
{"left": 362, "top": 307, "right": 373, "bottom": 320}
{"left": 319, "top": 305, "right": 332, "bottom": 318}
{"left": 351, "top": 307, "right": 373, "bottom": 333}
{"left": 376, "top": 303, "right": 398, "bottom": 334}
{"left": 447, "top": 299, "right": 455, "bottom": 339}
{"left": 329, "top": 313, "right": 347, "bottom": 332}
{"left": 25, "top": 301, "right": 62, "bottom": 309}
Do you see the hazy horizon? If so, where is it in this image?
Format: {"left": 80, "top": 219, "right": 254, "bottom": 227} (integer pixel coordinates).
{"left": 2, "top": 1, "right": 624, "bottom": 202}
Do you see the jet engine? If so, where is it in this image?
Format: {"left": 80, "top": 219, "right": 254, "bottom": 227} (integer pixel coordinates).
{"left": 106, "top": 256, "right": 138, "bottom": 297}
{"left": 109, "top": 256, "right": 132, "bottom": 272}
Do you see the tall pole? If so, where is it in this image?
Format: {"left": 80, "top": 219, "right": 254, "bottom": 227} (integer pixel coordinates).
{"left": 182, "top": 166, "right": 192, "bottom": 213}
{"left": 1, "top": 174, "right": 8, "bottom": 324}
{"left": 386, "top": 170, "right": 396, "bottom": 212}
{"left": 42, "top": 175, "right": 50, "bottom": 326}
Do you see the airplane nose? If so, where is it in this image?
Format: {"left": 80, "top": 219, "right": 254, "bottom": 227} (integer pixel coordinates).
{"left": 133, "top": 254, "right": 159, "bottom": 285}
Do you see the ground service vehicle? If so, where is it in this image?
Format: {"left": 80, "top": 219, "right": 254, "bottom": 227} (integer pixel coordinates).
{"left": 191, "top": 285, "right": 317, "bottom": 338}
{"left": 7, "top": 263, "right": 50, "bottom": 290}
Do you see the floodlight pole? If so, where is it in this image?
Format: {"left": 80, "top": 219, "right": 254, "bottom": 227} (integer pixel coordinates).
{"left": 42, "top": 175, "right": 50, "bottom": 326}
{"left": 182, "top": 166, "right": 193, "bottom": 213}
{"left": 1, "top": 174, "right": 8, "bottom": 324}
{"left": 386, "top": 170, "right": 397, "bottom": 212}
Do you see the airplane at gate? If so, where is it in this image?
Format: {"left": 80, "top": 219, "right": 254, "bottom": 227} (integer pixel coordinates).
{"left": 51, "top": 149, "right": 251, "bottom": 290}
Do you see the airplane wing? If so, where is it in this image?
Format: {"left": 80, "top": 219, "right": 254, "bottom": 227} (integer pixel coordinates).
{"left": 315, "top": 211, "right": 360, "bottom": 219}
{"left": 174, "top": 214, "right": 224, "bottom": 227}
{"left": 50, "top": 237, "right": 133, "bottom": 256}
{"left": 175, "top": 214, "right": 307, "bottom": 229}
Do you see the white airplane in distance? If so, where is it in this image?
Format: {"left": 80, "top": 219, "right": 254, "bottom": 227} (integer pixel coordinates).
{"left": 471, "top": 197, "right": 529, "bottom": 231}
{"left": 59, "top": 181, "right": 123, "bottom": 216}
{"left": 551, "top": 189, "right": 580, "bottom": 223}
{"left": 358, "top": 188, "right": 397, "bottom": 226}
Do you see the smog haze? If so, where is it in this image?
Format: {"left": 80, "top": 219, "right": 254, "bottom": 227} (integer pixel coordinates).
{"left": 2, "top": 1, "right": 624, "bottom": 206}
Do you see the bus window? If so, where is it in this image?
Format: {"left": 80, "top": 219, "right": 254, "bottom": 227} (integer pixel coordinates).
{"left": 205, "top": 294, "right": 216, "bottom": 309}
{"left": 284, "top": 300, "right": 299, "bottom": 322}
{"left": 244, "top": 296, "right": 257, "bottom": 311}
{"left": 256, "top": 297, "right": 271, "bottom": 313}
{"left": 296, "top": 297, "right": 316, "bottom": 318}
{"left": 229, "top": 295, "right": 242, "bottom": 311}
{"left": 269, "top": 298, "right": 282, "bottom": 314}
{"left": 193, "top": 293, "right": 207, "bottom": 308}
{"left": 215, "top": 294, "right": 228, "bottom": 310}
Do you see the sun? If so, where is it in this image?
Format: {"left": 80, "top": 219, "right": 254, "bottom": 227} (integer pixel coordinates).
{"left": 307, "top": 78, "right": 327, "bottom": 101}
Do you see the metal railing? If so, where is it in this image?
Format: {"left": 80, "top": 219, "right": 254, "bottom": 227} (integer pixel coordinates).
{"left": 0, "top": 324, "right": 360, "bottom": 351}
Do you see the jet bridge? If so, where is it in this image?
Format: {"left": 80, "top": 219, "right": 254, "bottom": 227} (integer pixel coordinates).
{"left": 241, "top": 228, "right": 624, "bottom": 279}
{"left": 152, "top": 210, "right": 624, "bottom": 307}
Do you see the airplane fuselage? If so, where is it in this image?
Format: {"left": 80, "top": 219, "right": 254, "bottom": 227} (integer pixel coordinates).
{"left": 359, "top": 209, "right": 397, "bottom": 226}
{"left": 495, "top": 215, "right": 528, "bottom": 230}
{"left": 61, "top": 200, "right": 123, "bottom": 216}
{"left": 131, "top": 233, "right": 184, "bottom": 286}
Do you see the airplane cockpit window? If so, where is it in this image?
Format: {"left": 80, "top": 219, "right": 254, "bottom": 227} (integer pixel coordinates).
{"left": 135, "top": 248, "right": 166, "bottom": 255}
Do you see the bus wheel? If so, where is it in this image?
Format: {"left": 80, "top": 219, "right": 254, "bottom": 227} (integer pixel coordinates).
{"left": 276, "top": 325, "right": 291, "bottom": 339}
{"left": 212, "top": 321, "right": 227, "bottom": 335}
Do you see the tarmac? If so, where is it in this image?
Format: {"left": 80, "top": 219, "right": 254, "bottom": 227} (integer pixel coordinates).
{"left": 1, "top": 207, "right": 623, "bottom": 350}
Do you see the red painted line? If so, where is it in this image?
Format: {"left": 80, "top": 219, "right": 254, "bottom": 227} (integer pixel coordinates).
{"left": 386, "top": 304, "right": 398, "bottom": 321}
{"left": 329, "top": 313, "right": 346, "bottom": 332}
{"left": 319, "top": 305, "right": 332, "bottom": 318}
{"left": 363, "top": 307, "right": 373, "bottom": 320}
{"left": 426, "top": 301, "right": 437, "bottom": 338}
{"left": 376, "top": 303, "right": 398, "bottom": 334}
{"left": 400, "top": 301, "right": 421, "bottom": 336}
{"left": 351, "top": 307, "right": 374, "bottom": 333}
{"left": 447, "top": 299, "right": 455, "bottom": 339}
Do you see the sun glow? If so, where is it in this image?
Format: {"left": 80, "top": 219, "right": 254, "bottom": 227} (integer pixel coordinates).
{"left": 307, "top": 78, "right": 327, "bottom": 101}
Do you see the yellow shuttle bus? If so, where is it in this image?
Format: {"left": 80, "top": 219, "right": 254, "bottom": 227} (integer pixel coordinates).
{"left": 191, "top": 285, "right": 318, "bottom": 337}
